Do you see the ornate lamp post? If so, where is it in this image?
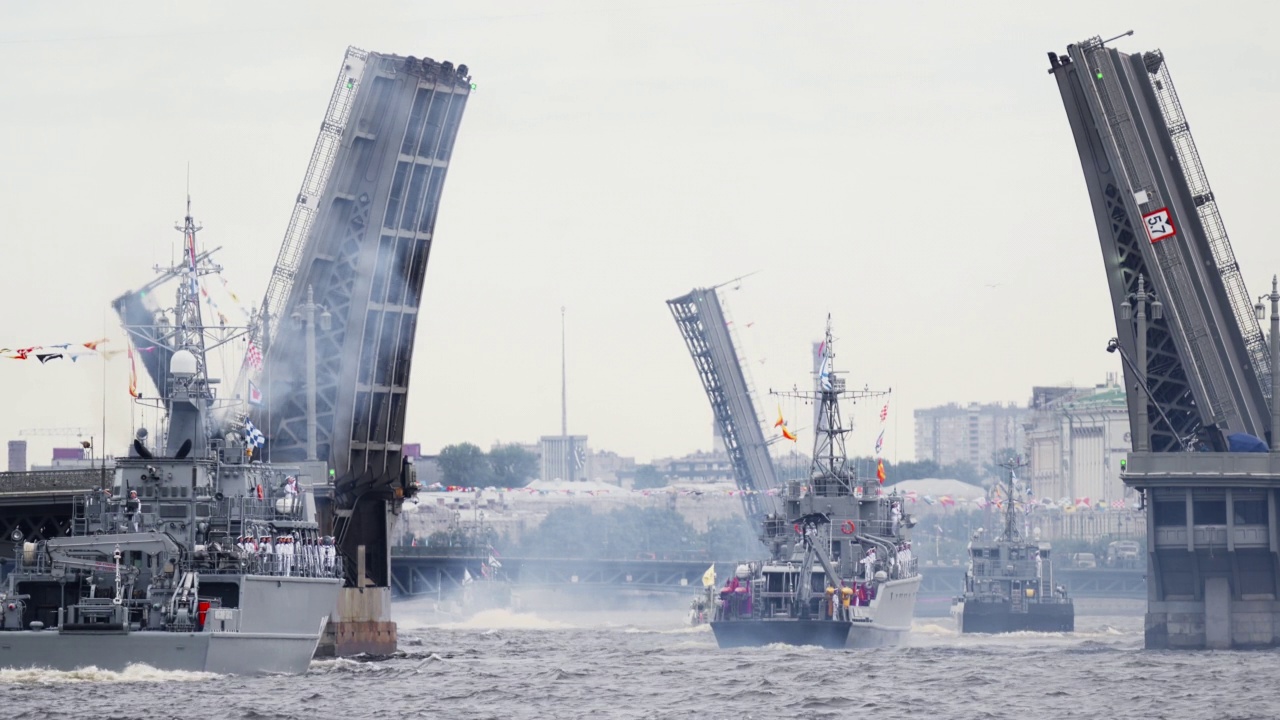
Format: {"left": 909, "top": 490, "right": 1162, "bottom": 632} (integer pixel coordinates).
{"left": 1254, "top": 276, "right": 1280, "bottom": 452}
{"left": 1120, "top": 274, "right": 1163, "bottom": 452}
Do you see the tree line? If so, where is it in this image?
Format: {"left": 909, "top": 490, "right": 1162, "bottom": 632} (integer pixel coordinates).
{"left": 436, "top": 442, "right": 540, "bottom": 488}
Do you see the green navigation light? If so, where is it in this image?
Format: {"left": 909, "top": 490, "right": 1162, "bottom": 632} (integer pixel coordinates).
{"left": 1095, "top": 70, "right": 1104, "bottom": 80}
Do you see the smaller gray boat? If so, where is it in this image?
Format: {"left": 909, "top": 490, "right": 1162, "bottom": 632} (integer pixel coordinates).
{"left": 953, "top": 459, "right": 1073, "bottom": 634}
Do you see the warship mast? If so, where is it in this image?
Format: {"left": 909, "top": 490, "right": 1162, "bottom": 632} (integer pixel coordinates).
{"left": 997, "top": 457, "right": 1029, "bottom": 543}
{"left": 773, "top": 316, "right": 889, "bottom": 497}
{"left": 151, "top": 198, "right": 224, "bottom": 457}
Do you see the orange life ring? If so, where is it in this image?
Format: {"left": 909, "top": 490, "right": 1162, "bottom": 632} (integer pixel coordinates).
{"left": 841, "top": 520, "right": 856, "bottom": 535}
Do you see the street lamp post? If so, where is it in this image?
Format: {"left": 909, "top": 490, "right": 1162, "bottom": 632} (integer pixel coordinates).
{"left": 1254, "top": 276, "right": 1280, "bottom": 452}
{"left": 1120, "top": 274, "right": 1163, "bottom": 453}
{"left": 292, "top": 285, "right": 332, "bottom": 462}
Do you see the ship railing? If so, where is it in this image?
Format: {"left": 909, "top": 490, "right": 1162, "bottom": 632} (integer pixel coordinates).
{"left": 198, "top": 550, "right": 342, "bottom": 580}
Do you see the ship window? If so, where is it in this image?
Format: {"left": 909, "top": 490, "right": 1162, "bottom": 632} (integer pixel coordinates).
{"left": 1233, "top": 499, "right": 1267, "bottom": 525}
{"left": 1192, "top": 500, "right": 1226, "bottom": 525}
{"left": 1153, "top": 501, "right": 1186, "bottom": 527}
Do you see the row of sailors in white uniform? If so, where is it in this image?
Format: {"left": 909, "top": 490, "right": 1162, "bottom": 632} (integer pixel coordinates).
{"left": 858, "top": 542, "right": 915, "bottom": 579}
{"left": 234, "top": 535, "right": 336, "bottom": 569}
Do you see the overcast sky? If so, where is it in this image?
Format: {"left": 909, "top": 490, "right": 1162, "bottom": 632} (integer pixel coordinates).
{"left": 3, "top": 1, "right": 1279, "bottom": 469}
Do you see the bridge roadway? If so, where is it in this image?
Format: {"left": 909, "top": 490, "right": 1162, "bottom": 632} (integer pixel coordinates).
{"left": 389, "top": 548, "right": 1146, "bottom": 606}
{"left": 0, "top": 469, "right": 106, "bottom": 549}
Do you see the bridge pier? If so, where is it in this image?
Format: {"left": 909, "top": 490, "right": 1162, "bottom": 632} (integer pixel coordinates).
{"left": 1127, "top": 452, "right": 1280, "bottom": 649}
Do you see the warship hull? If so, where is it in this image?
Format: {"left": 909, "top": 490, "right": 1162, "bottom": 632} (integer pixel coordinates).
{"left": 0, "top": 576, "right": 341, "bottom": 675}
{"left": 955, "top": 600, "right": 1075, "bottom": 634}
{"left": 0, "top": 628, "right": 326, "bottom": 674}
{"left": 711, "top": 575, "right": 919, "bottom": 649}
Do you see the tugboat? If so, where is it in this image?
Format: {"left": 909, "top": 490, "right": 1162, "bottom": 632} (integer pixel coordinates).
{"left": 953, "top": 458, "right": 1074, "bottom": 633}
{"left": 709, "top": 320, "right": 920, "bottom": 649}
{"left": 0, "top": 204, "right": 341, "bottom": 674}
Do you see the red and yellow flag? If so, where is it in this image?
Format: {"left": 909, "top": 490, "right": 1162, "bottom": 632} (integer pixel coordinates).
{"left": 876, "top": 459, "right": 886, "bottom": 484}
{"left": 127, "top": 345, "right": 141, "bottom": 398}
{"left": 776, "top": 404, "right": 797, "bottom": 441}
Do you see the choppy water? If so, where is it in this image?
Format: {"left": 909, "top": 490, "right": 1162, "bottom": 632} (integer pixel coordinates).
{"left": 1, "top": 596, "right": 1275, "bottom": 720}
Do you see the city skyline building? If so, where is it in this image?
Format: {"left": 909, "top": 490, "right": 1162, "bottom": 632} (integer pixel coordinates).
{"left": 913, "top": 400, "right": 1026, "bottom": 469}
{"left": 1023, "top": 374, "right": 1131, "bottom": 504}
{"left": 7, "top": 440, "right": 26, "bottom": 473}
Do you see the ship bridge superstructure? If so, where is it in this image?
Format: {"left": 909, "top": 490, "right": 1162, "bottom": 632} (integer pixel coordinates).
{"left": 668, "top": 286, "right": 780, "bottom": 527}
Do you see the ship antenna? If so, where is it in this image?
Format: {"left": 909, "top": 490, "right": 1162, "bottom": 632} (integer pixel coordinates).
{"left": 999, "top": 455, "right": 1029, "bottom": 541}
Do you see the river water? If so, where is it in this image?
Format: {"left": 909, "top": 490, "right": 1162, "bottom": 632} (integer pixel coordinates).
{"left": 0, "top": 595, "right": 1273, "bottom": 720}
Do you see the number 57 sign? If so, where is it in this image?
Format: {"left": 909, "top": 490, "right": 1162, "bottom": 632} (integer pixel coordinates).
{"left": 1142, "top": 207, "right": 1177, "bottom": 243}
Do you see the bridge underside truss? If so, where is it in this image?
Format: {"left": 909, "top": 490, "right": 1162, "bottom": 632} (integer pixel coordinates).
{"left": 1050, "top": 40, "right": 1271, "bottom": 451}
{"left": 261, "top": 53, "right": 471, "bottom": 506}
{"left": 668, "top": 288, "right": 779, "bottom": 525}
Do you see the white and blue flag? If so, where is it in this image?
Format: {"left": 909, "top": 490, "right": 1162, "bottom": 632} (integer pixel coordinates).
{"left": 245, "top": 419, "right": 266, "bottom": 448}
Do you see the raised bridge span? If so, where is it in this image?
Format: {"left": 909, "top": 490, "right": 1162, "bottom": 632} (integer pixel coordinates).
{"left": 1050, "top": 34, "right": 1280, "bottom": 649}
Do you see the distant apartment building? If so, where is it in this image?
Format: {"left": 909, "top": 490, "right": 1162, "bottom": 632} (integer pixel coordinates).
{"left": 29, "top": 446, "right": 112, "bottom": 471}
{"left": 7, "top": 440, "right": 27, "bottom": 472}
{"left": 590, "top": 449, "right": 636, "bottom": 485}
{"left": 654, "top": 450, "right": 734, "bottom": 484}
{"left": 1024, "top": 375, "right": 1131, "bottom": 504}
{"left": 914, "top": 401, "right": 1026, "bottom": 468}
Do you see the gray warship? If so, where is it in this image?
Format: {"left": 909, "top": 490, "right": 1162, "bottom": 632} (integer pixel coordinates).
{"left": 709, "top": 320, "right": 921, "bottom": 648}
{"left": 952, "top": 459, "right": 1074, "bottom": 633}
{"left": 0, "top": 206, "right": 341, "bottom": 674}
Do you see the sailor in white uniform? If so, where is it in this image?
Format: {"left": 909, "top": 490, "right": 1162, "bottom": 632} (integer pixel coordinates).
{"left": 860, "top": 548, "right": 877, "bottom": 581}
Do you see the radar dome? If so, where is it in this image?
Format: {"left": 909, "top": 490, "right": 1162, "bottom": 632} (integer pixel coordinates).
{"left": 170, "top": 349, "right": 198, "bottom": 377}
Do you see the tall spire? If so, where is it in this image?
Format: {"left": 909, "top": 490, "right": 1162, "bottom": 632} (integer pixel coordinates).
{"left": 561, "top": 306, "right": 567, "bottom": 437}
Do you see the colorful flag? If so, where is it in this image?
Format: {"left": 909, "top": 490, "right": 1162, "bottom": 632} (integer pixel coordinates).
{"left": 879, "top": 402, "right": 889, "bottom": 422}
{"left": 244, "top": 419, "right": 266, "bottom": 448}
{"left": 774, "top": 404, "right": 786, "bottom": 428}
{"left": 248, "top": 380, "right": 263, "bottom": 406}
{"left": 782, "top": 425, "right": 797, "bottom": 442}
{"left": 128, "top": 345, "right": 141, "bottom": 398}
{"left": 874, "top": 429, "right": 884, "bottom": 455}
{"left": 702, "top": 564, "right": 716, "bottom": 588}
{"left": 245, "top": 341, "right": 263, "bottom": 371}
{"left": 876, "top": 459, "right": 886, "bottom": 484}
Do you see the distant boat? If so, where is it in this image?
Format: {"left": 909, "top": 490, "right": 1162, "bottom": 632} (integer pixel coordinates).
{"left": 952, "top": 460, "right": 1074, "bottom": 633}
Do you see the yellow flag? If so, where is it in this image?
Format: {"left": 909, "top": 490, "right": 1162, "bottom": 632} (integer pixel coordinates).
{"left": 702, "top": 564, "right": 716, "bottom": 588}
